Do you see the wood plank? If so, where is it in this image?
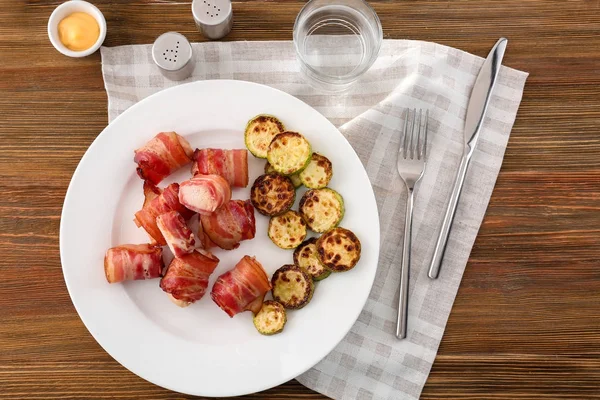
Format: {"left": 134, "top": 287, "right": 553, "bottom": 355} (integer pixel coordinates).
{"left": 0, "top": 356, "right": 598, "bottom": 399}
{"left": 1, "top": 0, "right": 599, "bottom": 398}
{"left": 0, "top": 363, "right": 328, "bottom": 399}
{"left": 423, "top": 355, "right": 600, "bottom": 400}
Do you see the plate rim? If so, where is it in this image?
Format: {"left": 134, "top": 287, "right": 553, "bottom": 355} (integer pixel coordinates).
{"left": 59, "top": 79, "right": 380, "bottom": 396}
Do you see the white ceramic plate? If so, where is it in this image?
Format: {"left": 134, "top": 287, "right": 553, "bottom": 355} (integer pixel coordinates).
{"left": 60, "top": 80, "right": 380, "bottom": 397}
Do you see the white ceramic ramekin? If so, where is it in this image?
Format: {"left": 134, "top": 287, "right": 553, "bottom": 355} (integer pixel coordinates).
{"left": 48, "top": 1, "right": 107, "bottom": 58}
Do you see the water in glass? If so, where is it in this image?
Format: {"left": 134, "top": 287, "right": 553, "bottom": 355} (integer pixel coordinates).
{"left": 293, "top": 0, "right": 383, "bottom": 92}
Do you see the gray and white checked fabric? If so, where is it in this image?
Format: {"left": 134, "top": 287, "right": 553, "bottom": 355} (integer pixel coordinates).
{"left": 101, "top": 40, "right": 528, "bottom": 400}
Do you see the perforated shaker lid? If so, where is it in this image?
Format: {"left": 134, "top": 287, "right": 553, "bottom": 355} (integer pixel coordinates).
{"left": 192, "top": 0, "right": 233, "bottom": 39}
{"left": 152, "top": 32, "right": 193, "bottom": 75}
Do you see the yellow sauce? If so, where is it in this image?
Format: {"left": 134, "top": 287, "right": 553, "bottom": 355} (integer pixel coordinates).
{"left": 58, "top": 12, "right": 100, "bottom": 51}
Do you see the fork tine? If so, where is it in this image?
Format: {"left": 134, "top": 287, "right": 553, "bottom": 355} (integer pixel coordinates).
{"left": 402, "top": 109, "right": 411, "bottom": 159}
{"left": 421, "top": 109, "right": 429, "bottom": 160}
{"left": 411, "top": 109, "right": 421, "bottom": 159}
{"left": 408, "top": 109, "right": 416, "bottom": 159}
{"left": 417, "top": 109, "right": 422, "bottom": 158}
{"left": 416, "top": 110, "right": 422, "bottom": 160}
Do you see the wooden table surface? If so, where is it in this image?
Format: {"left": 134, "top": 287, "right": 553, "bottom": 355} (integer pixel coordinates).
{"left": 1, "top": 0, "right": 599, "bottom": 399}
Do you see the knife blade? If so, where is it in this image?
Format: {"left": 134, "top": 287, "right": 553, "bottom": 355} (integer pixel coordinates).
{"left": 427, "top": 38, "right": 507, "bottom": 279}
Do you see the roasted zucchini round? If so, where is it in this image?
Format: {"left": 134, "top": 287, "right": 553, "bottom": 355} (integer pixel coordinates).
{"left": 299, "top": 153, "right": 333, "bottom": 189}
{"left": 267, "top": 132, "right": 312, "bottom": 175}
{"left": 293, "top": 237, "right": 332, "bottom": 281}
{"left": 253, "top": 300, "right": 287, "bottom": 335}
{"left": 271, "top": 265, "right": 314, "bottom": 309}
{"left": 316, "top": 227, "right": 361, "bottom": 272}
{"left": 268, "top": 210, "right": 307, "bottom": 249}
{"left": 250, "top": 173, "right": 296, "bottom": 216}
{"left": 265, "top": 161, "right": 303, "bottom": 188}
{"left": 299, "top": 188, "right": 345, "bottom": 233}
{"left": 244, "top": 114, "right": 285, "bottom": 158}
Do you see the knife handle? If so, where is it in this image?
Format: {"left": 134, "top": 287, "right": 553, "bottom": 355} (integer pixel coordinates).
{"left": 428, "top": 155, "right": 471, "bottom": 279}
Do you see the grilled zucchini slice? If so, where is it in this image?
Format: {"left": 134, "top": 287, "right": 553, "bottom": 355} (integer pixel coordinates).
{"left": 268, "top": 210, "right": 307, "bottom": 249}
{"left": 299, "top": 153, "right": 333, "bottom": 189}
{"left": 244, "top": 114, "right": 285, "bottom": 158}
{"left": 250, "top": 173, "right": 296, "bottom": 216}
{"left": 253, "top": 300, "right": 287, "bottom": 335}
{"left": 316, "top": 227, "right": 361, "bottom": 272}
{"left": 299, "top": 188, "right": 344, "bottom": 233}
{"left": 293, "top": 237, "right": 332, "bottom": 281}
{"left": 267, "top": 132, "right": 312, "bottom": 175}
{"left": 265, "top": 162, "right": 303, "bottom": 188}
{"left": 271, "top": 265, "right": 314, "bottom": 309}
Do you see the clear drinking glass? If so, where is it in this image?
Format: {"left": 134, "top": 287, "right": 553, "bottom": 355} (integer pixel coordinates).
{"left": 293, "top": 0, "right": 383, "bottom": 92}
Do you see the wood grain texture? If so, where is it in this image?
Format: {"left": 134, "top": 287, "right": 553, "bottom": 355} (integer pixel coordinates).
{"left": 0, "top": 0, "right": 599, "bottom": 399}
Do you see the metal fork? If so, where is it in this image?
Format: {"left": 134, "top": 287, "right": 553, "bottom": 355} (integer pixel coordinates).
{"left": 396, "top": 108, "right": 428, "bottom": 340}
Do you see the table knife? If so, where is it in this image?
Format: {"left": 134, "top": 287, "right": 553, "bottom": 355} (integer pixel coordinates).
{"left": 428, "top": 38, "right": 508, "bottom": 279}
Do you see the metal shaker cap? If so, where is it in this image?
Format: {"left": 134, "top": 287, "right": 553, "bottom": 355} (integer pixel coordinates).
{"left": 192, "top": 0, "right": 233, "bottom": 40}
{"left": 152, "top": 32, "right": 195, "bottom": 81}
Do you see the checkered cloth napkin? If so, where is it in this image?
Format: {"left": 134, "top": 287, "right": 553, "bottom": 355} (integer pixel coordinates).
{"left": 101, "top": 40, "right": 528, "bottom": 400}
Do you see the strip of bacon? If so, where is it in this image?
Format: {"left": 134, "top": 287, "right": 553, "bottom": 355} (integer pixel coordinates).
{"left": 211, "top": 256, "right": 271, "bottom": 317}
{"left": 199, "top": 199, "right": 256, "bottom": 250}
{"left": 197, "top": 221, "right": 217, "bottom": 250}
{"left": 104, "top": 244, "right": 164, "bottom": 284}
{"left": 156, "top": 211, "right": 196, "bottom": 257}
{"left": 192, "top": 148, "right": 249, "bottom": 188}
{"left": 179, "top": 174, "right": 231, "bottom": 215}
{"left": 134, "top": 183, "right": 194, "bottom": 245}
{"left": 142, "top": 181, "right": 162, "bottom": 208}
{"left": 160, "top": 249, "right": 220, "bottom": 304}
{"left": 134, "top": 132, "right": 194, "bottom": 185}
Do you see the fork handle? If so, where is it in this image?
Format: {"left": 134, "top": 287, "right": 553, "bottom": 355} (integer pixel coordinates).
{"left": 428, "top": 155, "right": 471, "bottom": 279}
{"left": 396, "top": 187, "right": 414, "bottom": 339}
